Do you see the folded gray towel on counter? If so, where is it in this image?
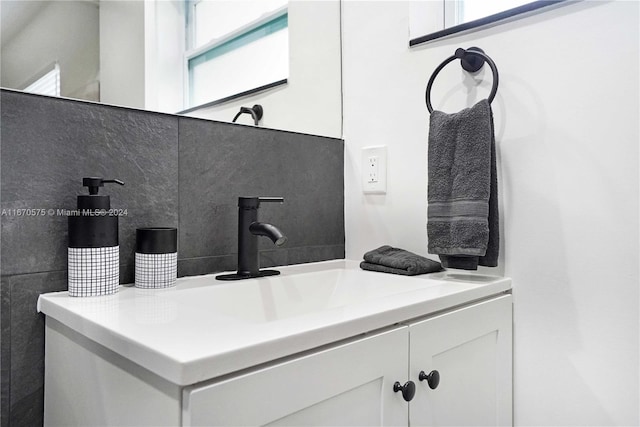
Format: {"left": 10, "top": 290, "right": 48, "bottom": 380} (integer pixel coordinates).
{"left": 360, "top": 245, "right": 443, "bottom": 276}
{"left": 427, "top": 99, "right": 499, "bottom": 270}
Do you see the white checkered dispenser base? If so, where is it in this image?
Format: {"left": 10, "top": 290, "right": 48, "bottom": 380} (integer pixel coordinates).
{"left": 135, "top": 228, "right": 177, "bottom": 289}
{"left": 68, "top": 177, "right": 125, "bottom": 297}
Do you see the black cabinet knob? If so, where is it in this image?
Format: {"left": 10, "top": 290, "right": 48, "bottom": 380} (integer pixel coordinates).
{"left": 418, "top": 370, "right": 440, "bottom": 389}
{"left": 393, "top": 380, "right": 416, "bottom": 402}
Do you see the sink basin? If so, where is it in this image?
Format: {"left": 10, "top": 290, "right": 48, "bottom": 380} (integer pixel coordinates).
{"left": 174, "top": 268, "right": 438, "bottom": 323}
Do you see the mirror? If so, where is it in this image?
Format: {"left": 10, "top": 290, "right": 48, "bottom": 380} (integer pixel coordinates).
{"left": 1, "top": 1, "right": 100, "bottom": 101}
{"left": 0, "top": 0, "right": 342, "bottom": 138}
{"left": 409, "top": 0, "right": 565, "bottom": 45}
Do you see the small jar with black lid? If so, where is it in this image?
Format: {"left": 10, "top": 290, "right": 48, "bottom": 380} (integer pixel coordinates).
{"left": 135, "top": 227, "right": 177, "bottom": 289}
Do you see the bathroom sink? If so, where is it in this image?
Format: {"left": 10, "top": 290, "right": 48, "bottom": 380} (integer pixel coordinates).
{"left": 38, "top": 259, "right": 511, "bottom": 385}
{"left": 175, "top": 268, "right": 439, "bottom": 323}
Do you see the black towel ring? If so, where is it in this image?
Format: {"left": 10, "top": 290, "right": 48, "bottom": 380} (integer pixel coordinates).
{"left": 426, "top": 47, "right": 499, "bottom": 114}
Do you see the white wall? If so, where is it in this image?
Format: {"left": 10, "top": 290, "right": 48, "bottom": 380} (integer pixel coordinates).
{"left": 100, "top": 0, "right": 146, "bottom": 109}
{"left": 143, "top": 0, "right": 185, "bottom": 114}
{"left": 1, "top": 1, "right": 99, "bottom": 101}
{"left": 185, "top": 0, "right": 343, "bottom": 138}
{"left": 99, "top": 0, "right": 185, "bottom": 113}
{"left": 341, "top": 1, "right": 639, "bottom": 425}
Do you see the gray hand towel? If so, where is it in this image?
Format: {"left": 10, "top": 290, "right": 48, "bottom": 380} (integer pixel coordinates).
{"left": 427, "top": 99, "right": 499, "bottom": 270}
{"left": 360, "top": 245, "right": 443, "bottom": 276}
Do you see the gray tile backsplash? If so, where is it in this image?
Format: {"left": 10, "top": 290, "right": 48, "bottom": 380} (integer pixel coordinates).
{"left": 1, "top": 91, "right": 179, "bottom": 276}
{"left": 0, "top": 89, "right": 344, "bottom": 425}
{"left": 7, "top": 272, "right": 67, "bottom": 427}
{"left": 178, "top": 116, "right": 344, "bottom": 273}
{"left": 1, "top": 277, "right": 10, "bottom": 427}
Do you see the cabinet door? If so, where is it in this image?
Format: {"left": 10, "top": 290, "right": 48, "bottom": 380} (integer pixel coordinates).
{"left": 183, "top": 327, "right": 410, "bottom": 426}
{"left": 409, "top": 295, "right": 512, "bottom": 427}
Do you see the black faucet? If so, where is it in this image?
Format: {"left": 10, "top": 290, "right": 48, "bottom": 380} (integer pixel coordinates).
{"left": 232, "top": 104, "right": 263, "bottom": 126}
{"left": 217, "top": 197, "right": 287, "bottom": 281}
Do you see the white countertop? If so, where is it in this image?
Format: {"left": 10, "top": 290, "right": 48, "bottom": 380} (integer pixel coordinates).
{"left": 38, "top": 260, "right": 511, "bottom": 386}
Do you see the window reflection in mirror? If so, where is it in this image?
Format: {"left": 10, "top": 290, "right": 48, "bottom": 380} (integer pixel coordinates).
{"left": 1, "top": 1, "right": 99, "bottom": 102}
{"left": 186, "top": 0, "right": 289, "bottom": 109}
{"left": 0, "top": 1, "right": 343, "bottom": 138}
{"left": 0, "top": 0, "right": 290, "bottom": 112}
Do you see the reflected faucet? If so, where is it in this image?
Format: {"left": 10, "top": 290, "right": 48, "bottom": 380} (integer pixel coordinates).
{"left": 217, "top": 197, "right": 287, "bottom": 281}
{"left": 232, "top": 104, "right": 263, "bottom": 126}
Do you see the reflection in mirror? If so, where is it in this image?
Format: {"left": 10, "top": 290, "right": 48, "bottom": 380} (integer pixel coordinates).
{"left": 1, "top": 0, "right": 343, "bottom": 138}
{"left": 187, "top": 0, "right": 288, "bottom": 108}
{"left": 0, "top": 0, "right": 286, "bottom": 111}
{"left": 1, "top": 1, "right": 100, "bottom": 101}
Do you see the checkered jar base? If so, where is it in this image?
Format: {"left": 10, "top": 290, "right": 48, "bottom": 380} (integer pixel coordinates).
{"left": 68, "top": 246, "right": 120, "bottom": 297}
{"left": 135, "top": 252, "right": 177, "bottom": 289}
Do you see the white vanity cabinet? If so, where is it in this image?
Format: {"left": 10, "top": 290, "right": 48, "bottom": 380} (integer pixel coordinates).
{"left": 183, "top": 327, "right": 410, "bottom": 426}
{"left": 408, "top": 295, "right": 512, "bottom": 426}
{"left": 183, "top": 295, "right": 512, "bottom": 426}
{"left": 39, "top": 260, "right": 513, "bottom": 426}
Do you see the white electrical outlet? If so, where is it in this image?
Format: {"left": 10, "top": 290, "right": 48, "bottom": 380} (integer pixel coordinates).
{"left": 368, "top": 156, "right": 379, "bottom": 183}
{"left": 362, "top": 146, "right": 387, "bottom": 194}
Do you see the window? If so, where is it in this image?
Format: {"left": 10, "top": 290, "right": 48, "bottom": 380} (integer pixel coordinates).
{"left": 185, "top": 0, "right": 289, "bottom": 108}
{"left": 446, "top": 0, "right": 533, "bottom": 26}
{"left": 410, "top": 1, "right": 565, "bottom": 46}
{"left": 24, "top": 62, "right": 61, "bottom": 97}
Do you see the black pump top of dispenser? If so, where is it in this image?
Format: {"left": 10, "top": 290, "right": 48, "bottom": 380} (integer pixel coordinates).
{"left": 77, "top": 177, "right": 124, "bottom": 210}
{"left": 69, "top": 177, "right": 125, "bottom": 248}
{"left": 83, "top": 177, "right": 125, "bottom": 195}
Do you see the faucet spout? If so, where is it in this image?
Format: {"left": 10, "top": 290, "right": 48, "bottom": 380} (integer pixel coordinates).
{"left": 249, "top": 222, "right": 287, "bottom": 246}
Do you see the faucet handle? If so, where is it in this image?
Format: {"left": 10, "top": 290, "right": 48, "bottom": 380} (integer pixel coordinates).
{"left": 238, "top": 197, "right": 284, "bottom": 209}
{"left": 258, "top": 197, "right": 284, "bottom": 204}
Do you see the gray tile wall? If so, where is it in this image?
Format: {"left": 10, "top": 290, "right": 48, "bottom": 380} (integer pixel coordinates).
{"left": 0, "top": 89, "right": 344, "bottom": 426}
{"left": 177, "top": 116, "right": 345, "bottom": 276}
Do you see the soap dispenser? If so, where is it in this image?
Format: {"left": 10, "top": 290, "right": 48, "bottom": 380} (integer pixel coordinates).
{"left": 67, "top": 177, "right": 125, "bottom": 297}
